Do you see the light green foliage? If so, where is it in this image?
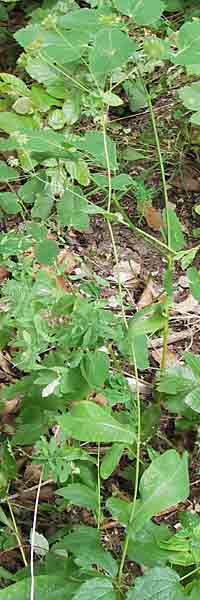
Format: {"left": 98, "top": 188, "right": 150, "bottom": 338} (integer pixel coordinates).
{"left": 1, "top": 1, "right": 200, "bottom": 599}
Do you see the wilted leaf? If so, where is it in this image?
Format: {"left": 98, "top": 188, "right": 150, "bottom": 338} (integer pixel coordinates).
{"left": 113, "top": 259, "right": 141, "bottom": 284}
{"left": 137, "top": 277, "right": 157, "bottom": 309}
{"left": 57, "top": 248, "right": 77, "bottom": 273}
{"left": 174, "top": 293, "right": 200, "bottom": 315}
{"left": 30, "top": 530, "right": 49, "bottom": 558}
{"left": 152, "top": 348, "right": 179, "bottom": 368}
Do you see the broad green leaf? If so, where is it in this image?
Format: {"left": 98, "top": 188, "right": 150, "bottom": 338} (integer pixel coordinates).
{"left": 187, "top": 266, "right": 200, "bottom": 301}
{"left": 0, "top": 192, "right": 21, "bottom": 215}
{"left": 60, "top": 525, "right": 117, "bottom": 576}
{"left": 102, "top": 91, "right": 123, "bottom": 106}
{"left": 184, "top": 352, "right": 200, "bottom": 378}
{"left": 188, "top": 582, "right": 200, "bottom": 600}
{"left": 15, "top": 25, "right": 88, "bottom": 64}
{"left": 73, "top": 577, "right": 116, "bottom": 600}
{"left": 158, "top": 367, "right": 196, "bottom": 394}
{"left": 19, "top": 176, "right": 44, "bottom": 205}
{"left": 56, "top": 483, "right": 98, "bottom": 512}
{"left": 13, "top": 96, "right": 33, "bottom": 115}
{"left": 57, "top": 188, "right": 90, "bottom": 230}
{"left": 131, "top": 334, "right": 149, "bottom": 370}
{"left": 100, "top": 444, "right": 125, "bottom": 479}
{"left": 65, "top": 159, "right": 90, "bottom": 186}
{"left": 30, "top": 84, "right": 60, "bottom": 112}
{"left": 123, "top": 79, "right": 147, "bottom": 112}
{"left": 63, "top": 94, "right": 80, "bottom": 125}
{"left": 163, "top": 207, "right": 185, "bottom": 251}
{"left": 58, "top": 401, "right": 135, "bottom": 444}
{"left": 144, "top": 37, "right": 170, "bottom": 61}
{"left": 48, "top": 109, "right": 66, "bottom": 130}
{"left": 0, "top": 112, "right": 35, "bottom": 133}
{"left": 92, "top": 173, "right": 133, "bottom": 190}
{"left": 128, "top": 521, "right": 171, "bottom": 566}
{"left": 35, "top": 239, "right": 59, "bottom": 265}
{"left": 184, "top": 387, "right": 200, "bottom": 413}
{"left": 0, "top": 575, "right": 77, "bottom": 600}
{"left": 31, "top": 191, "right": 54, "bottom": 219}
{"left": 165, "top": 0, "right": 183, "bottom": 10}
{"left": 173, "top": 22, "right": 200, "bottom": 66}
{"left": 132, "top": 450, "right": 189, "bottom": 533}
{"left": 90, "top": 28, "right": 136, "bottom": 85}
{"left": 114, "top": 0, "right": 165, "bottom": 25}
{"left": 179, "top": 83, "right": 200, "bottom": 112}
{"left": 176, "top": 247, "right": 199, "bottom": 270}
{"left": 25, "top": 56, "right": 60, "bottom": 86}
{"left": 0, "top": 72, "right": 29, "bottom": 97}
{"left": 14, "top": 129, "right": 68, "bottom": 155}
{"left": 0, "top": 506, "right": 12, "bottom": 528}
{"left": 77, "top": 131, "right": 117, "bottom": 170}
{"left": 127, "top": 567, "right": 185, "bottom": 600}
{"left": 81, "top": 350, "right": 109, "bottom": 388}
{"left": 59, "top": 8, "right": 103, "bottom": 32}
{"left": 106, "top": 497, "right": 132, "bottom": 527}
{"left": 0, "top": 161, "right": 18, "bottom": 182}
{"left": 190, "top": 111, "right": 200, "bottom": 125}
{"left": 129, "top": 306, "right": 166, "bottom": 337}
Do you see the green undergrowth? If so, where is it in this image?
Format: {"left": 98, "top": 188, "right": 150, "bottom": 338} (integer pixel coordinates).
{"left": 1, "top": 0, "right": 200, "bottom": 598}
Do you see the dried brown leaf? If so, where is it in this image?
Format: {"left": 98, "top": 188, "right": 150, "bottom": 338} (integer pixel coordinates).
{"left": 0, "top": 267, "right": 9, "bottom": 281}
{"left": 137, "top": 277, "right": 156, "bottom": 308}
{"left": 171, "top": 172, "right": 200, "bottom": 192}
{"left": 152, "top": 348, "right": 179, "bottom": 367}
{"left": 113, "top": 259, "right": 140, "bottom": 283}
{"left": 174, "top": 293, "right": 200, "bottom": 314}
{"left": 57, "top": 248, "right": 77, "bottom": 274}
{"left": 144, "top": 206, "right": 163, "bottom": 231}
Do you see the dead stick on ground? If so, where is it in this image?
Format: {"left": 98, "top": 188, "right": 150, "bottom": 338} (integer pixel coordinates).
{"left": 150, "top": 329, "right": 193, "bottom": 349}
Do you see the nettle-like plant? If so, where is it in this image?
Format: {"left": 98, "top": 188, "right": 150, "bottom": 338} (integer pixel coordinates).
{"left": 1, "top": 0, "right": 200, "bottom": 598}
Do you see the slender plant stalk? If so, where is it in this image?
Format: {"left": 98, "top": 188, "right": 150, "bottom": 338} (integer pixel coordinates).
{"left": 180, "top": 565, "right": 200, "bottom": 582}
{"left": 118, "top": 341, "right": 141, "bottom": 589}
{"left": 145, "top": 87, "right": 171, "bottom": 252}
{"left": 143, "top": 83, "right": 173, "bottom": 369}
{"left": 97, "top": 443, "right": 101, "bottom": 529}
{"left": 102, "top": 112, "right": 141, "bottom": 592}
{"left": 7, "top": 500, "right": 28, "bottom": 567}
{"left": 30, "top": 471, "right": 43, "bottom": 600}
